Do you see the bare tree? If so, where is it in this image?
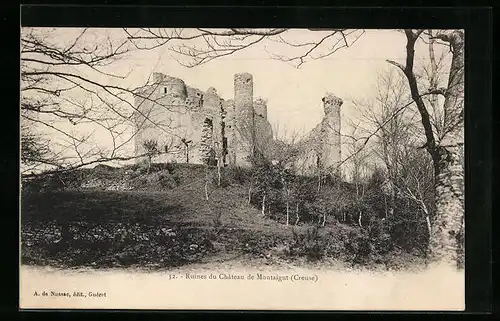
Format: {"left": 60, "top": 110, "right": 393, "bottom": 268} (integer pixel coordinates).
{"left": 268, "top": 124, "right": 304, "bottom": 226}
{"left": 386, "top": 30, "right": 464, "bottom": 268}
{"left": 354, "top": 68, "right": 435, "bottom": 238}
{"left": 21, "top": 28, "right": 186, "bottom": 177}
{"left": 141, "top": 139, "right": 159, "bottom": 173}
{"left": 125, "top": 28, "right": 364, "bottom": 68}
{"left": 345, "top": 133, "right": 373, "bottom": 228}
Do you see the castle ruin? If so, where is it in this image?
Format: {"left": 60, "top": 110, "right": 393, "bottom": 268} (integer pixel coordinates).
{"left": 294, "top": 93, "right": 343, "bottom": 176}
{"left": 133, "top": 72, "right": 342, "bottom": 176}
{"left": 133, "top": 72, "right": 272, "bottom": 167}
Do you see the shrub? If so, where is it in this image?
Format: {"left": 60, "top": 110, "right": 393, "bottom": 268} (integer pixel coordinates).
{"left": 368, "top": 219, "right": 393, "bottom": 256}
{"left": 21, "top": 220, "right": 216, "bottom": 268}
{"left": 222, "top": 166, "right": 251, "bottom": 185}
{"left": 165, "top": 162, "right": 175, "bottom": 174}
{"left": 233, "top": 230, "right": 285, "bottom": 257}
{"left": 22, "top": 170, "right": 85, "bottom": 194}
{"left": 158, "top": 171, "right": 180, "bottom": 189}
{"left": 289, "top": 226, "right": 323, "bottom": 261}
{"left": 388, "top": 198, "right": 429, "bottom": 255}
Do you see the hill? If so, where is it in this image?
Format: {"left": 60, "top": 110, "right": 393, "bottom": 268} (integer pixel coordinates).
{"left": 20, "top": 162, "right": 427, "bottom": 271}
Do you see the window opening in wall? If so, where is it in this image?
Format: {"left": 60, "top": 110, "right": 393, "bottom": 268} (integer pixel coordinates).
{"left": 164, "top": 87, "right": 167, "bottom": 94}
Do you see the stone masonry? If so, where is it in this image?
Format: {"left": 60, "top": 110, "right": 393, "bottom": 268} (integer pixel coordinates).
{"left": 133, "top": 72, "right": 273, "bottom": 167}
{"left": 133, "top": 73, "right": 342, "bottom": 174}
{"left": 294, "top": 93, "right": 343, "bottom": 176}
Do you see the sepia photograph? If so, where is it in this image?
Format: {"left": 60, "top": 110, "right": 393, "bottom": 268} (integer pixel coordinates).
{"left": 19, "top": 27, "right": 465, "bottom": 310}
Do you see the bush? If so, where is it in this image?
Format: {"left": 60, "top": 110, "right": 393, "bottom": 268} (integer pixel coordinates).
{"left": 158, "top": 171, "right": 180, "bottom": 189}
{"left": 368, "top": 219, "right": 393, "bottom": 256}
{"left": 21, "top": 221, "right": 216, "bottom": 268}
{"left": 222, "top": 166, "right": 251, "bottom": 185}
{"left": 289, "top": 226, "right": 323, "bottom": 261}
{"left": 286, "top": 222, "right": 400, "bottom": 267}
{"left": 22, "top": 170, "right": 85, "bottom": 194}
{"left": 388, "top": 198, "right": 429, "bottom": 255}
{"left": 224, "top": 229, "right": 286, "bottom": 257}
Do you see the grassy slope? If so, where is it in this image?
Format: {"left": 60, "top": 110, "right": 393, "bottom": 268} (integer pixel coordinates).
{"left": 20, "top": 163, "right": 307, "bottom": 269}
{"left": 21, "top": 163, "right": 425, "bottom": 270}
{"left": 22, "top": 164, "right": 284, "bottom": 231}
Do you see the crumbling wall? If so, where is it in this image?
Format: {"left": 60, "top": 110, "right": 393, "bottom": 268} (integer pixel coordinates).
{"left": 294, "top": 124, "right": 322, "bottom": 175}
{"left": 134, "top": 75, "right": 200, "bottom": 164}
{"left": 294, "top": 93, "right": 342, "bottom": 177}
{"left": 134, "top": 72, "right": 274, "bottom": 168}
{"left": 223, "top": 99, "right": 237, "bottom": 165}
{"left": 253, "top": 98, "right": 272, "bottom": 157}
{"left": 185, "top": 87, "right": 204, "bottom": 110}
{"left": 153, "top": 73, "right": 188, "bottom": 101}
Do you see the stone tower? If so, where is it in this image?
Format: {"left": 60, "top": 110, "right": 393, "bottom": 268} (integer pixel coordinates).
{"left": 233, "top": 73, "right": 255, "bottom": 165}
{"left": 320, "top": 93, "right": 343, "bottom": 175}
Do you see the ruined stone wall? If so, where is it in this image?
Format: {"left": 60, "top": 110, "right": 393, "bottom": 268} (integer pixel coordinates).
{"left": 223, "top": 99, "right": 237, "bottom": 166}
{"left": 293, "top": 124, "right": 322, "bottom": 176}
{"left": 134, "top": 72, "right": 273, "bottom": 168}
{"left": 294, "top": 93, "right": 342, "bottom": 177}
{"left": 134, "top": 74, "right": 204, "bottom": 164}
{"left": 253, "top": 98, "right": 272, "bottom": 157}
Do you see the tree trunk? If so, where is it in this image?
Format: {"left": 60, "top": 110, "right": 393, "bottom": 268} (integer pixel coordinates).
{"left": 286, "top": 201, "right": 289, "bottom": 226}
{"left": 426, "top": 214, "right": 432, "bottom": 238}
{"left": 261, "top": 194, "right": 266, "bottom": 216}
{"left": 285, "top": 188, "right": 290, "bottom": 226}
{"left": 205, "top": 181, "right": 209, "bottom": 200}
{"left": 217, "top": 159, "right": 221, "bottom": 186}
{"left": 248, "top": 185, "right": 252, "bottom": 204}
{"left": 428, "top": 146, "right": 464, "bottom": 267}
{"left": 295, "top": 202, "right": 300, "bottom": 225}
{"left": 427, "top": 30, "right": 465, "bottom": 268}
{"left": 384, "top": 194, "right": 388, "bottom": 219}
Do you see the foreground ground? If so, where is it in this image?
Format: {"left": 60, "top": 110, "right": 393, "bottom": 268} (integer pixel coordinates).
{"left": 21, "top": 163, "right": 428, "bottom": 270}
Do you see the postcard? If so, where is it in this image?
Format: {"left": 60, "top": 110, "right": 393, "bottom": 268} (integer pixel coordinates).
{"left": 20, "top": 27, "right": 465, "bottom": 310}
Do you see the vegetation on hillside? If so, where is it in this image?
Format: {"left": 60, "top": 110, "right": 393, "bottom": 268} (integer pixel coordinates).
{"left": 21, "top": 160, "right": 429, "bottom": 271}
